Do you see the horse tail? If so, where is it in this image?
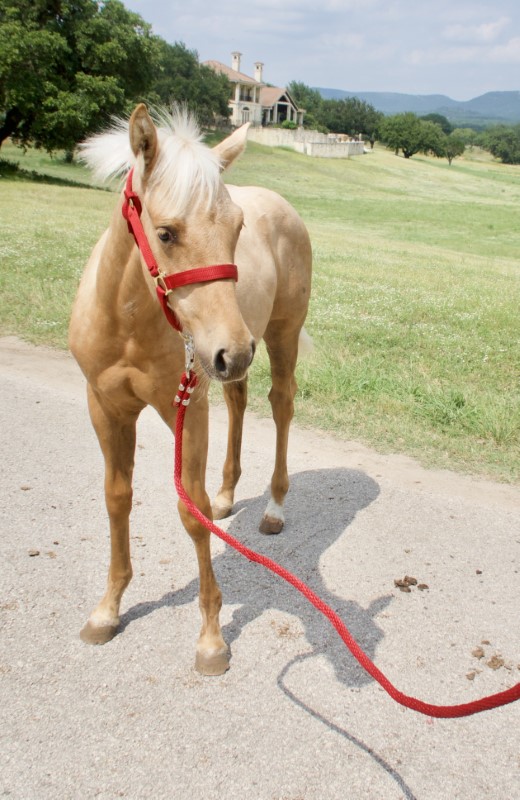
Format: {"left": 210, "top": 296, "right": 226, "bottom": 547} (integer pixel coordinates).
{"left": 298, "top": 327, "right": 314, "bottom": 358}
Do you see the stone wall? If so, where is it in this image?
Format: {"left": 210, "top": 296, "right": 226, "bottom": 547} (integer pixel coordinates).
{"left": 247, "top": 127, "right": 365, "bottom": 158}
{"left": 305, "top": 141, "right": 365, "bottom": 158}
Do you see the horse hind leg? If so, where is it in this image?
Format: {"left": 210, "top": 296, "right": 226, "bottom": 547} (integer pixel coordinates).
{"left": 213, "top": 376, "right": 248, "bottom": 520}
{"left": 80, "top": 385, "right": 139, "bottom": 645}
{"left": 259, "top": 321, "right": 301, "bottom": 535}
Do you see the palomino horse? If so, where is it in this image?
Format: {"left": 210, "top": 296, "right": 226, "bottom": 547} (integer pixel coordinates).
{"left": 69, "top": 104, "right": 312, "bottom": 675}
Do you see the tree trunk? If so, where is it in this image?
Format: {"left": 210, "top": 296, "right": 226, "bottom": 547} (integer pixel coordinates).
{"left": 0, "top": 109, "right": 22, "bottom": 148}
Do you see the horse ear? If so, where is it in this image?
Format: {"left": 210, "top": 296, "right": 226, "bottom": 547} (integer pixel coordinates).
{"left": 129, "top": 104, "right": 158, "bottom": 176}
{"left": 213, "top": 123, "right": 250, "bottom": 172}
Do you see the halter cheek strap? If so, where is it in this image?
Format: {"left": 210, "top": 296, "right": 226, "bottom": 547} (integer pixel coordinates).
{"left": 121, "top": 168, "right": 238, "bottom": 332}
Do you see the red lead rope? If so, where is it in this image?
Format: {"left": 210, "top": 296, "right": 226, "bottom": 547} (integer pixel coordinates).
{"left": 125, "top": 166, "right": 520, "bottom": 718}
{"left": 174, "top": 396, "right": 520, "bottom": 718}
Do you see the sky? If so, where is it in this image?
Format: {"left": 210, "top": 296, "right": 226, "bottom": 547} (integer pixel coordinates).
{"left": 124, "top": 0, "right": 519, "bottom": 101}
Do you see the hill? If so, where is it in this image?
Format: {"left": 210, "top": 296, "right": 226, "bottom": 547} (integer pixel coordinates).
{"left": 315, "top": 89, "right": 520, "bottom": 127}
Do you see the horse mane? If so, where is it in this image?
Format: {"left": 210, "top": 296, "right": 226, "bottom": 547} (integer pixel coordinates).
{"left": 79, "top": 106, "right": 222, "bottom": 216}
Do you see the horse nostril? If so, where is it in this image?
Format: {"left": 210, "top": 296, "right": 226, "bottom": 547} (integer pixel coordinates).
{"left": 214, "top": 348, "right": 229, "bottom": 376}
{"left": 249, "top": 340, "right": 256, "bottom": 366}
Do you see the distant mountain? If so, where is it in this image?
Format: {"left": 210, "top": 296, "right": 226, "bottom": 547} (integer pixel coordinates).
{"left": 314, "top": 89, "right": 520, "bottom": 126}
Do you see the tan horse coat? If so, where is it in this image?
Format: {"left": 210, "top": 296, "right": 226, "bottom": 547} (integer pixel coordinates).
{"left": 69, "top": 105, "right": 312, "bottom": 674}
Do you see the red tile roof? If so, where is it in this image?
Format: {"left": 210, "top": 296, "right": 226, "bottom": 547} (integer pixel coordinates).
{"left": 203, "top": 60, "right": 262, "bottom": 86}
{"left": 260, "top": 87, "right": 287, "bottom": 107}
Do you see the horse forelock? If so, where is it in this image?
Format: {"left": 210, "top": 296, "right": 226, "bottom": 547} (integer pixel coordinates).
{"left": 79, "top": 107, "right": 222, "bottom": 216}
{"left": 150, "top": 109, "right": 221, "bottom": 217}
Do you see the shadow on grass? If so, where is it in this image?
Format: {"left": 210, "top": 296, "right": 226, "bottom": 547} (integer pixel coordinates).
{"left": 0, "top": 157, "right": 112, "bottom": 191}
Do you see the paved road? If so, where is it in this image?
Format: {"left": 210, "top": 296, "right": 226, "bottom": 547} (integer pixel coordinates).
{"left": 1, "top": 336, "right": 519, "bottom": 800}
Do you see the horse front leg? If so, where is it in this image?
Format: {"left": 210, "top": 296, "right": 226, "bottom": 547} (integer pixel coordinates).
{"left": 260, "top": 323, "right": 300, "bottom": 534}
{"left": 80, "top": 385, "right": 139, "bottom": 645}
{"left": 212, "top": 376, "right": 248, "bottom": 520}
{"left": 175, "top": 399, "right": 229, "bottom": 675}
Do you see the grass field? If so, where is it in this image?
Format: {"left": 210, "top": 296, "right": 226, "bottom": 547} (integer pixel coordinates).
{"left": 1, "top": 138, "right": 519, "bottom": 482}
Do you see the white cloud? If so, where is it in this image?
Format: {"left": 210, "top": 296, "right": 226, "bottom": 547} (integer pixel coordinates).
{"left": 124, "top": 0, "right": 520, "bottom": 97}
{"left": 316, "top": 32, "right": 366, "bottom": 51}
{"left": 175, "top": 13, "right": 306, "bottom": 50}
{"left": 407, "top": 46, "right": 480, "bottom": 66}
{"left": 409, "top": 22, "right": 520, "bottom": 69}
{"left": 239, "top": 0, "right": 379, "bottom": 9}
{"left": 443, "top": 17, "right": 510, "bottom": 43}
{"left": 487, "top": 36, "right": 520, "bottom": 62}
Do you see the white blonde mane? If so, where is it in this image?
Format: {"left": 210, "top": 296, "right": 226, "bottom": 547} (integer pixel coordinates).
{"left": 79, "top": 106, "right": 222, "bottom": 216}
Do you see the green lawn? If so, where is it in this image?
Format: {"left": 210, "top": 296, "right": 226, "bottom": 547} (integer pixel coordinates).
{"left": 1, "top": 139, "right": 519, "bottom": 482}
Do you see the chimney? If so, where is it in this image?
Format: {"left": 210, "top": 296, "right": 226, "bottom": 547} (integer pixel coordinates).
{"left": 254, "top": 62, "right": 264, "bottom": 83}
{"left": 231, "top": 51, "right": 242, "bottom": 72}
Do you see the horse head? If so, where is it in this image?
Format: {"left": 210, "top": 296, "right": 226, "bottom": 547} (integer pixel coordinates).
{"left": 129, "top": 104, "right": 256, "bottom": 381}
{"left": 83, "top": 104, "right": 255, "bottom": 381}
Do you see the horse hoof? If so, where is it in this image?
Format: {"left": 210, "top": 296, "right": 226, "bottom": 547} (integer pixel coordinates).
{"left": 195, "top": 648, "right": 230, "bottom": 676}
{"left": 212, "top": 502, "right": 232, "bottom": 521}
{"left": 80, "top": 620, "right": 118, "bottom": 645}
{"left": 259, "top": 515, "right": 284, "bottom": 535}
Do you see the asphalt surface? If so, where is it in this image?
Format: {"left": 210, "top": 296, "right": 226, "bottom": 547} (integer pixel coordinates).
{"left": 1, "top": 336, "right": 519, "bottom": 800}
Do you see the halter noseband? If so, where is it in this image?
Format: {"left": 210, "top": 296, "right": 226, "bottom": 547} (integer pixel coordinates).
{"left": 121, "top": 168, "right": 238, "bottom": 332}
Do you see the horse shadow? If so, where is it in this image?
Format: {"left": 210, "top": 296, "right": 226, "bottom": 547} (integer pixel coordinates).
{"left": 120, "top": 467, "right": 418, "bottom": 799}
{"left": 122, "top": 467, "right": 391, "bottom": 690}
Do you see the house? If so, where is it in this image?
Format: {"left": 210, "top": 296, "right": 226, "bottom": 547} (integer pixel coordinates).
{"left": 204, "top": 52, "right": 304, "bottom": 128}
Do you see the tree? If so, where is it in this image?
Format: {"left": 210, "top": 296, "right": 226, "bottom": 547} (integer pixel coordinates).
{"left": 286, "top": 81, "right": 324, "bottom": 118}
{"left": 286, "top": 81, "right": 328, "bottom": 132}
{"left": 149, "top": 41, "right": 230, "bottom": 127}
{"left": 287, "top": 81, "right": 382, "bottom": 140}
{"left": 0, "top": 0, "right": 157, "bottom": 151}
{"left": 378, "top": 112, "right": 444, "bottom": 158}
{"left": 435, "top": 132, "right": 465, "bottom": 165}
{"left": 483, "top": 124, "right": 520, "bottom": 164}
{"left": 451, "top": 127, "right": 481, "bottom": 148}
{"left": 321, "top": 97, "right": 383, "bottom": 139}
{"left": 420, "top": 113, "right": 453, "bottom": 134}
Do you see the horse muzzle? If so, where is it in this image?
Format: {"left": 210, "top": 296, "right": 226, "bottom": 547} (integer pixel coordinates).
{"left": 208, "top": 338, "right": 256, "bottom": 382}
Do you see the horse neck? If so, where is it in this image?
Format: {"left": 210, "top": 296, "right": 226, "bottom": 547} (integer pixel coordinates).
{"left": 96, "top": 192, "right": 153, "bottom": 317}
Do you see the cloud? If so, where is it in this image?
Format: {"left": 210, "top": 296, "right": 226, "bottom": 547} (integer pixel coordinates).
{"left": 123, "top": 0, "right": 520, "bottom": 97}
{"left": 409, "top": 19, "right": 520, "bottom": 69}
{"left": 175, "top": 11, "right": 306, "bottom": 47}
{"left": 443, "top": 17, "right": 510, "bottom": 43}
{"left": 176, "top": 0, "right": 314, "bottom": 42}
{"left": 487, "top": 36, "right": 520, "bottom": 62}
{"left": 315, "top": 32, "right": 366, "bottom": 51}
{"left": 239, "top": 0, "right": 378, "bottom": 9}
{"left": 407, "top": 46, "right": 480, "bottom": 66}
{"left": 178, "top": 0, "right": 377, "bottom": 18}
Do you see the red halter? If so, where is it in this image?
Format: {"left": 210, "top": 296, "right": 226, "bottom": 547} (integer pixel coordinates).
{"left": 121, "top": 168, "right": 238, "bottom": 332}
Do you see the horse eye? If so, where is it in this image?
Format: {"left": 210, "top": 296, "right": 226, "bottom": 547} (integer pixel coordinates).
{"left": 157, "top": 227, "right": 177, "bottom": 244}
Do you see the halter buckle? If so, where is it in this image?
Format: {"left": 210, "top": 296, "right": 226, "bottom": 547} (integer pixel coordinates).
{"left": 153, "top": 271, "right": 173, "bottom": 296}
